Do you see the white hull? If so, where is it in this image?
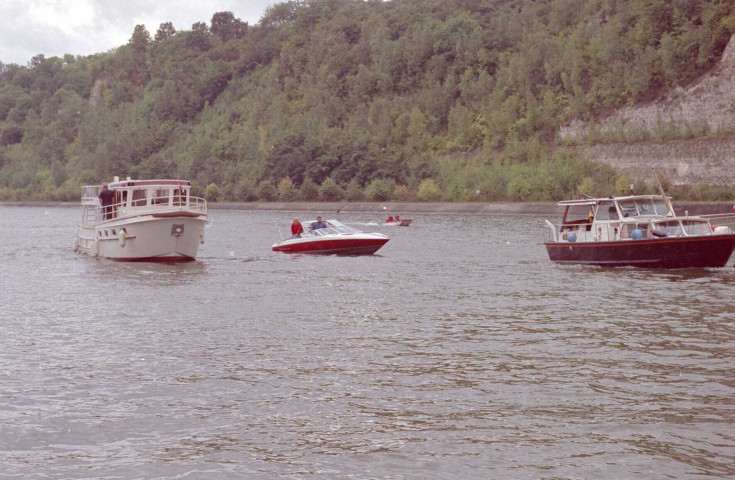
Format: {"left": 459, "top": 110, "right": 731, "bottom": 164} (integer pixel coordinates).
{"left": 77, "top": 215, "right": 206, "bottom": 261}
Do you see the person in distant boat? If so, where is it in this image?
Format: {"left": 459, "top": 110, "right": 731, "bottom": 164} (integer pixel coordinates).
{"left": 291, "top": 217, "right": 304, "bottom": 237}
{"left": 586, "top": 208, "right": 594, "bottom": 231}
{"left": 98, "top": 184, "right": 115, "bottom": 220}
{"left": 395, "top": 215, "right": 400, "bottom": 221}
{"left": 386, "top": 215, "right": 395, "bottom": 222}
{"left": 310, "top": 216, "right": 327, "bottom": 230}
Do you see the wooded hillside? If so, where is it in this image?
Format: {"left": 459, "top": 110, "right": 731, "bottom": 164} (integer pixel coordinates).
{"left": 1, "top": 0, "right": 734, "bottom": 202}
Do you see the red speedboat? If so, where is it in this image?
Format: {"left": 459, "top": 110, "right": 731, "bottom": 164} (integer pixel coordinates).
{"left": 272, "top": 219, "right": 389, "bottom": 255}
{"left": 382, "top": 219, "right": 413, "bottom": 227}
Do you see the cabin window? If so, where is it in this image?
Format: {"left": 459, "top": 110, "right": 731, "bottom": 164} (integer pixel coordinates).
{"left": 153, "top": 189, "right": 170, "bottom": 205}
{"left": 595, "top": 201, "right": 617, "bottom": 220}
{"left": 563, "top": 205, "right": 594, "bottom": 224}
{"left": 681, "top": 220, "right": 709, "bottom": 236}
{"left": 618, "top": 200, "right": 638, "bottom": 217}
{"left": 173, "top": 188, "right": 185, "bottom": 206}
{"left": 118, "top": 190, "right": 128, "bottom": 207}
{"left": 652, "top": 200, "right": 668, "bottom": 215}
{"left": 635, "top": 199, "right": 656, "bottom": 215}
{"left": 131, "top": 189, "right": 147, "bottom": 206}
{"left": 655, "top": 220, "right": 683, "bottom": 237}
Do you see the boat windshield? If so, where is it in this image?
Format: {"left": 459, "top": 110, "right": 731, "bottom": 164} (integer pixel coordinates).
{"left": 681, "top": 219, "right": 711, "bottom": 236}
{"left": 302, "top": 220, "right": 360, "bottom": 237}
{"left": 618, "top": 198, "right": 668, "bottom": 217}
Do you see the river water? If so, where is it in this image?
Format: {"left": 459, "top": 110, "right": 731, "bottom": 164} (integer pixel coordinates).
{"left": 1, "top": 205, "right": 734, "bottom": 479}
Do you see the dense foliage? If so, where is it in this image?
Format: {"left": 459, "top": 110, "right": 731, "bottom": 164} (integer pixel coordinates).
{"left": 1, "top": 0, "right": 733, "bottom": 202}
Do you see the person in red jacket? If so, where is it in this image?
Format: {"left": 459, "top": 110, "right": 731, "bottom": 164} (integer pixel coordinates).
{"left": 291, "top": 217, "right": 304, "bottom": 237}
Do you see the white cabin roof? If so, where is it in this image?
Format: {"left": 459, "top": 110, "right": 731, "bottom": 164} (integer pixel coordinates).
{"left": 557, "top": 194, "right": 670, "bottom": 207}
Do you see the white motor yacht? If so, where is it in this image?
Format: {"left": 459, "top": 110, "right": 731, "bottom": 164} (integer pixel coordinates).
{"left": 74, "top": 177, "right": 208, "bottom": 262}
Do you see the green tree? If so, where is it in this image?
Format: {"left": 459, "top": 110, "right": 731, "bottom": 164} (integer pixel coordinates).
{"left": 318, "top": 177, "right": 345, "bottom": 201}
{"left": 345, "top": 178, "right": 362, "bottom": 201}
{"left": 211, "top": 12, "right": 247, "bottom": 42}
{"left": 507, "top": 175, "right": 531, "bottom": 200}
{"left": 364, "top": 178, "right": 392, "bottom": 201}
{"left": 129, "top": 24, "right": 151, "bottom": 55}
{"left": 257, "top": 179, "right": 277, "bottom": 201}
{"left": 155, "top": 22, "right": 177, "bottom": 42}
{"left": 417, "top": 178, "right": 441, "bottom": 201}
{"left": 277, "top": 176, "right": 298, "bottom": 201}
{"left": 577, "top": 176, "right": 596, "bottom": 197}
{"left": 299, "top": 176, "right": 319, "bottom": 201}
{"left": 204, "top": 183, "right": 220, "bottom": 201}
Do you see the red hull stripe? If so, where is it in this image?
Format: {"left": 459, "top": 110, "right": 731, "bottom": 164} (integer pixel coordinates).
{"left": 273, "top": 238, "right": 388, "bottom": 254}
{"left": 108, "top": 180, "right": 190, "bottom": 188}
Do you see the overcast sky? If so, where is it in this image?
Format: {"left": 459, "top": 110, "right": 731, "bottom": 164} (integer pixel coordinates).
{"left": 0, "top": 0, "right": 277, "bottom": 66}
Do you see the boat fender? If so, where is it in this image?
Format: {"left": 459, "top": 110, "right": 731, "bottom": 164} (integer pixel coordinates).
{"left": 200, "top": 232, "right": 205, "bottom": 244}
{"left": 632, "top": 229, "right": 644, "bottom": 240}
{"left": 567, "top": 232, "right": 576, "bottom": 243}
{"left": 651, "top": 229, "right": 667, "bottom": 238}
{"left": 73, "top": 238, "right": 80, "bottom": 252}
{"left": 93, "top": 239, "right": 100, "bottom": 256}
{"left": 118, "top": 229, "right": 127, "bottom": 247}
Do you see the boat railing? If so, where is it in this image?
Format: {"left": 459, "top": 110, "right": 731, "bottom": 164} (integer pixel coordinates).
{"left": 546, "top": 220, "right": 656, "bottom": 242}
{"left": 546, "top": 223, "right": 597, "bottom": 242}
{"left": 87, "top": 196, "right": 207, "bottom": 225}
{"left": 703, "top": 213, "right": 735, "bottom": 229}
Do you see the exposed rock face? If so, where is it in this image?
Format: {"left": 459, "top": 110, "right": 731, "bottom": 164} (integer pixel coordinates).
{"left": 568, "top": 135, "right": 735, "bottom": 186}
{"left": 561, "top": 35, "right": 735, "bottom": 186}
{"left": 89, "top": 78, "right": 104, "bottom": 107}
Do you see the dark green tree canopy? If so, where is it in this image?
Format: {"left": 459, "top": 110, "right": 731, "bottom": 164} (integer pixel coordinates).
{"left": 0, "top": 0, "right": 733, "bottom": 202}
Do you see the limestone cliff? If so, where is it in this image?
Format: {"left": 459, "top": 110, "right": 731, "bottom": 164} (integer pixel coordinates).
{"left": 560, "top": 35, "right": 735, "bottom": 186}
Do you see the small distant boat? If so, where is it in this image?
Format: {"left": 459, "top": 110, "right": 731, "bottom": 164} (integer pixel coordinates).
{"left": 543, "top": 194, "right": 735, "bottom": 268}
{"left": 381, "top": 217, "right": 413, "bottom": 227}
{"left": 272, "top": 219, "right": 389, "bottom": 255}
{"left": 74, "top": 177, "right": 208, "bottom": 262}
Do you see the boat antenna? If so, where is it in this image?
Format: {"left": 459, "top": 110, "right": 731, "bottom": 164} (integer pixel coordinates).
{"left": 655, "top": 174, "right": 675, "bottom": 216}
{"left": 276, "top": 223, "right": 284, "bottom": 240}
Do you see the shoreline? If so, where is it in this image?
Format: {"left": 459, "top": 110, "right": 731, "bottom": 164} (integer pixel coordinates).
{"left": 2, "top": 201, "right": 733, "bottom": 215}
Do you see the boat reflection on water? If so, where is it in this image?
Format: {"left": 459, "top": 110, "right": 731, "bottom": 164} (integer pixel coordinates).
{"left": 272, "top": 219, "right": 389, "bottom": 255}
{"left": 544, "top": 194, "right": 735, "bottom": 268}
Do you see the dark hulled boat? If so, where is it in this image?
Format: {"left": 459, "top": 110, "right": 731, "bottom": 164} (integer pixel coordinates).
{"left": 544, "top": 195, "right": 735, "bottom": 268}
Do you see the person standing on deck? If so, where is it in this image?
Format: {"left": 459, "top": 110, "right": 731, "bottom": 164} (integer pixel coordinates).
{"left": 98, "top": 184, "right": 115, "bottom": 220}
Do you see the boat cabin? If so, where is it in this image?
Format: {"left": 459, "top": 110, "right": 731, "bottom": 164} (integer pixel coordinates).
{"left": 549, "top": 195, "right": 715, "bottom": 243}
{"left": 81, "top": 178, "right": 205, "bottom": 225}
